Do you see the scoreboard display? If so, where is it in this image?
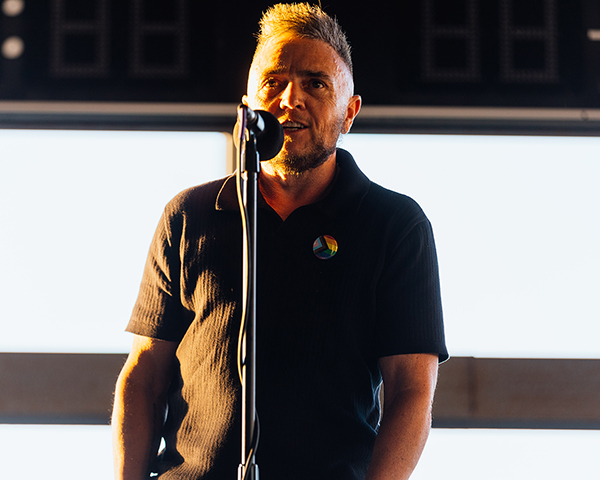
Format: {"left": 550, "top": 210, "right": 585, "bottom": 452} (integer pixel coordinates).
{"left": 0, "top": 0, "right": 599, "bottom": 109}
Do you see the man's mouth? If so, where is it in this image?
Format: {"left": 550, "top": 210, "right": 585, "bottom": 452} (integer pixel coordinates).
{"left": 281, "top": 120, "right": 307, "bottom": 132}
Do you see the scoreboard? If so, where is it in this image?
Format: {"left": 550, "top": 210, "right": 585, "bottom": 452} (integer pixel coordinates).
{"left": 1, "top": 0, "right": 600, "bottom": 111}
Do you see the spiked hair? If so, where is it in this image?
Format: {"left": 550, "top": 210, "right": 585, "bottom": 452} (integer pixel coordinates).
{"left": 253, "top": 3, "right": 353, "bottom": 75}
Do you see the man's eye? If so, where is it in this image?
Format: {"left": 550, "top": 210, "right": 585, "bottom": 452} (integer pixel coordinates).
{"left": 265, "top": 79, "right": 279, "bottom": 88}
{"left": 310, "top": 80, "right": 325, "bottom": 89}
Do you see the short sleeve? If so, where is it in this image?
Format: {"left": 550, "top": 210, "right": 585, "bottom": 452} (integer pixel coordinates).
{"left": 374, "top": 218, "right": 449, "bottom": 362}
{"left": 126, "top": 206, "right": 192, "bottom": 342}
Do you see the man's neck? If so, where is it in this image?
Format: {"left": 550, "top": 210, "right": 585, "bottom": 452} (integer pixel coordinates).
{"left": 259, "top": 154, "right": 338, "bottom": 221}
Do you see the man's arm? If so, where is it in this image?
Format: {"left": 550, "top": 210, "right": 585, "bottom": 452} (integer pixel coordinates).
{"left": 366, "top": 353, "right": 439, "bottom": 480}
{"left": 112, "top": 335, "right": 178, "bottom": 480}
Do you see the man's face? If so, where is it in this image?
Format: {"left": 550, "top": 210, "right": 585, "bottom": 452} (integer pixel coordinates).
{"left": 244, "top": 34, "right": 361, "bottom": 174}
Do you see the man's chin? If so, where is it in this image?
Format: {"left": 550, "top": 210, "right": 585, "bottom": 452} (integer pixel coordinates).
{"left": 270, "top": 147, "right": 335, "bottom": 175}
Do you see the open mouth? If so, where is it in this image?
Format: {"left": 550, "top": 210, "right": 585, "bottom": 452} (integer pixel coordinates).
{"left": 281, "top": 120, "right": 307, "bottom": 132}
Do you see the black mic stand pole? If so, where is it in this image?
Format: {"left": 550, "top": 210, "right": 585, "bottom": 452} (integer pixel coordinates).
{"left": 236, "top": 106, "right": 260, "bottom": 480}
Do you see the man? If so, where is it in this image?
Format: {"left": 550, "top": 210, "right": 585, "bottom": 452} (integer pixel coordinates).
{"left": 112, "top": 3, "right": 448, "bottom": 480}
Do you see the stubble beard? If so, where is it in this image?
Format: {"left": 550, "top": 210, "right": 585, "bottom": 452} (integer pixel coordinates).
{"left": 273, "top": 142, "right": 336, "bottom": 175}
{"left": 271, "top": 115, "right": 345, "bottom": 176}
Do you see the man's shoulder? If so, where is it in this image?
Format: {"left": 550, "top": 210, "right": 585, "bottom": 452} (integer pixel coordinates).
{"left": 163, "top": 176, "right": 231, "bottom": 215}
{"left": 364, "top": 181, "right": 427, "bottom": 222}
{"left": 335, "top": 148, "right": 426, "bottom": 220}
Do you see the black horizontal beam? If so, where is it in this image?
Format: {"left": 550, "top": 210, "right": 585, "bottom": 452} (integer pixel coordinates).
{"left": 0, "top": 352, "right": 127, "bottom": 425}
{"left": 433, "top": 356, "right": 600, "bottom": 430}
{"left": 1, "top": 353, "right": 600, "bottom": 429}
{"left": 2, "top": 102, "right": 600, "bottom": 136}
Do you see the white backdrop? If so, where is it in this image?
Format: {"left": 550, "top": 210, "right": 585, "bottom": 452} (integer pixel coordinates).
{"left": 0, "top": 129, "right": 227, "bottom": 353}
{"left": 1, "top": 130, "right": 599, "bottom": 479}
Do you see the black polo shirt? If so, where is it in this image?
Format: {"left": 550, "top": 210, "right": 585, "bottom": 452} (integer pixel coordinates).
{"left": 128, "top": 148, "right": 447, "bottom": 480}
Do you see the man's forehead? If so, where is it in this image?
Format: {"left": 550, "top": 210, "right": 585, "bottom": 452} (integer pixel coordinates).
{"left": 252, "top": 34, "right": 346, "bottom": 76}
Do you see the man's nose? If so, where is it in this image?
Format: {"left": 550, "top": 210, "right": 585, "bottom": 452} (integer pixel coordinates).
{"left": 279, "top": 82, "right": 305, "bottom": 110}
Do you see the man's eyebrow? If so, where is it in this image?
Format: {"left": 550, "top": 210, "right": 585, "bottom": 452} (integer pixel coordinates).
{"left": 263, "top": 67, "right": 332, "bottom": 80}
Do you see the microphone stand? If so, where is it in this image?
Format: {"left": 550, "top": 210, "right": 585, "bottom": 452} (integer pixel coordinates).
{"left": 236, "top": 106, "right": 260, "bottom": 480}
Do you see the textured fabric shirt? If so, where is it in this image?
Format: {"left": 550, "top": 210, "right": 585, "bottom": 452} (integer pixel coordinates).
{"left": 127, "top": 149, "right": 448, "bottom": 480}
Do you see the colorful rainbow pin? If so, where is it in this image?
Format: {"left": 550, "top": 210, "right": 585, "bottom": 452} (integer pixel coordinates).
{"left": 313, "top": 235, "right": 338, "bottom": 260}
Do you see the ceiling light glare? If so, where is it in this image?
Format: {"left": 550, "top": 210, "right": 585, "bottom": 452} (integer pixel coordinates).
{"left": 2, "top": 0, "right": 24, "bottom": 17}
{"left": 2, "top": 36, "right": 24, "bottom": 59}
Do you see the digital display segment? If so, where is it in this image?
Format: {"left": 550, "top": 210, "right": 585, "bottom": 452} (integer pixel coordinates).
{"left": 49, "top": 0, "right": 110, "bottom": 77}
{"left": 0, "top": 0, "right": 597, "bottom": 108}
{"left": 421, "top": 0, "right": 481, "bottom": 82}
{"left": 498, "top": 0, "right": 559, "bottom": 83}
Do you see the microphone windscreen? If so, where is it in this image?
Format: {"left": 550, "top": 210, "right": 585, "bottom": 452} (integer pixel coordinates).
{"left": 233, "top": 109, "right": 284, "bottom": 161}
{"left": 254, "top": 110, "right": 284, "bottom": 161}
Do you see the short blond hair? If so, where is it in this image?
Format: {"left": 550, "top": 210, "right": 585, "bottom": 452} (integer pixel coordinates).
{"left": 254, "top": 3, "right": 353, "bottom": 74}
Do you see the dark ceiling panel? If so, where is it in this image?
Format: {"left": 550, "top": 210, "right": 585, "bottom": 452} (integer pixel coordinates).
{"left": 1, "top": 0, "right": 599, "bottom": 109}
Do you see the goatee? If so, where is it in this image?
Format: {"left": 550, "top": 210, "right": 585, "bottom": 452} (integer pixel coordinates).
{"left": 271, "top": 114, "right": 345, "bottom": 175}
{"left": 272, "top": 142, "right": 337, "bottom": 176}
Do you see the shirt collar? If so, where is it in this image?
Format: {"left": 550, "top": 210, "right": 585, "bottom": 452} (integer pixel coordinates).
{"left": 215, "top": 148, "right": 370, "bottom": 217}
{"left": 313, "top": 148, "right": 370, "bottom": 218}
{"left": 215, "top": 174, "right": 272, "bottom": 212}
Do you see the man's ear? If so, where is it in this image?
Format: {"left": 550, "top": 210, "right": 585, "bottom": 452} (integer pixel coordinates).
{"left": 342, "top": 94, "right": 362, "bottom": 135}
{"left": 241, "top": 95, "right": 249, "bottom": 106}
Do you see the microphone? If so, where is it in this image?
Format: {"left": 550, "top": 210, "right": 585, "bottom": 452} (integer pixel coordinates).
{"left": 234, "top": 105, "right": 284, "bottom": 161}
